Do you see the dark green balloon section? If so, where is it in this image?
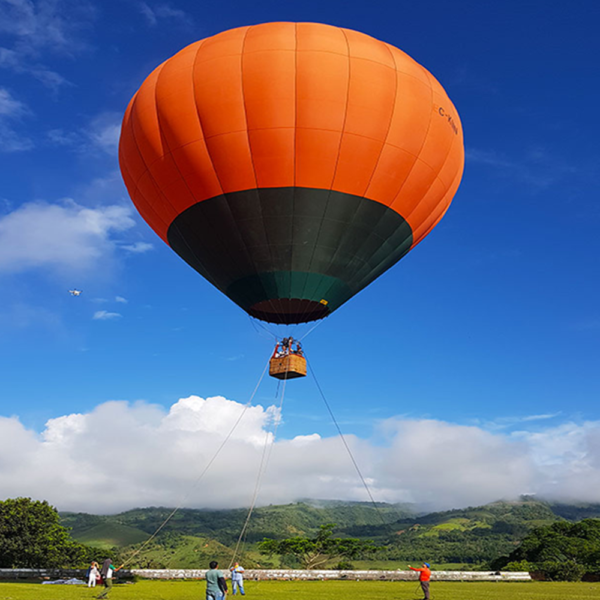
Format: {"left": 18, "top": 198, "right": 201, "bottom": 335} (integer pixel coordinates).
{"left": 167, "top": 187, "right": 413, "bottom": 324}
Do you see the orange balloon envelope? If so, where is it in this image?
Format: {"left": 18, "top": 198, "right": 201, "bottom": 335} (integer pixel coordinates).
{"left": 119, "top": 22, "right": 464, "bottom": 324}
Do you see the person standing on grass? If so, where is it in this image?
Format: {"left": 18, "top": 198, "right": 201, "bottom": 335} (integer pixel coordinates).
{"left": 96, "top": 558, "right": 116, "bottom": 598}
{"left": 230, "top": 562, "right": 245, "bottom": 595}
{"left": 87, "top": 561, "right": 100, "bottom": 588}
{"left": 206, "top": 560, "right": 228, "bottom": 600}
{"left": 408, "top": 562, "right": 431, "bottom": 600}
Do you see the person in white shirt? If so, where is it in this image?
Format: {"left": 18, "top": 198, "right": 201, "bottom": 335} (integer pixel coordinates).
{"left": 87, "top": 562, "right": 99, "bottom": 587}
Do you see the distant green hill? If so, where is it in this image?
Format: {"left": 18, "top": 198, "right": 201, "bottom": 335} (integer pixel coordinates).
{"left": 60, "top": 498, "right": 600, "bottom": 569}
{"left": 547, "top": 502, "right": 600, "bottom": 521}
{"left": 72, "top": 522, "right": 150, "bottom": 549}
{"left": 63, "top": 500, "right": 410, "bottom": 547}
{"left": 123, "top": 533, "right": 237, "bottom": 569}
{"left": 359, "top": 499, "right": 562, "bottom": 565}
{"left": 60, "top": 512, "right": 150, "bottom": 549}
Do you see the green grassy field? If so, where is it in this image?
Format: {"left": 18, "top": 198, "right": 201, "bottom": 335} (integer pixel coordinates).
{"left": 1, "top": 580, "right": 599, "bottom": 600}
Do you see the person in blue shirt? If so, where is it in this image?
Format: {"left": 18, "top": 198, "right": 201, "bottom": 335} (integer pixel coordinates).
{"left": 230, "top": 562, "right": 245, "bottom": 595}
{"left": 206, "top": 561, "right": 228, "bottom": 600}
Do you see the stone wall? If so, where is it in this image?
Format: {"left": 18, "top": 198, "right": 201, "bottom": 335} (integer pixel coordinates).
{"left": 0, "top": 568, "right": 84, "bottom": 580}
{"left": 0, "top": 568, "right": 531, "bottom": 582}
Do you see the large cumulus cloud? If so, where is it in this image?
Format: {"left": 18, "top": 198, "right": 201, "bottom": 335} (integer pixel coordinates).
{"left": 1, "top": 395, "right": 599, "bottom": 513}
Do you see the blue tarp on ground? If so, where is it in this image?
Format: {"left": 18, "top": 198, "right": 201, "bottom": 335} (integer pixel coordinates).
{"left": 42, "top": 578, "right": 86, "bottom": 585}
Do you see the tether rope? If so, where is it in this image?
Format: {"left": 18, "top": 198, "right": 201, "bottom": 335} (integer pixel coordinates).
{"left": 229, "top": 375, "right": 288, "bottom": 567}
{"left": 248, "top": 309, "right": 325, "bottom": 346}
{"left": 298, "top": 318, "right": 324, "bottom": 342}
{"left": 248, "top": 314, "right": 278, "bottom": 341}
{"left": 119, "top": 358, "right": 271, "bottom": 568}
{"left": 306, "top": 356, "right": 391, "bottom": 530}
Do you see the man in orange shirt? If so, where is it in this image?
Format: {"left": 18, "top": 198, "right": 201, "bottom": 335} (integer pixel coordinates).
{"left": 408, "top": 562, "right": 431, "bottom": 600}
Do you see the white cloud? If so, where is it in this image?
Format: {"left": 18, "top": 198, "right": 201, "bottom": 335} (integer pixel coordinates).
{"left": 0, "top": 0, "right": 94, "bottom": 89}
{"left": 0, "top": 87, "right": 33, "bottom": 151}
{"left": 466, "top": 148, "right": 513, "bottom": 169}
{"left": 0, "top": 128, "right": 32, "bottom": 152}
{"left": 74, "top": 171, "right": 128, "bottom": 207}
{"left": 289, "top": 433, "right": 321, "bottom": 446}
{"left": 121, "top": 241, "right": 153, "bottom": 253}
{"left": 0, "top": 88, "right": 28, "bottom": 117}
{"left": 0, "top": 0, "right": 94, "bottom": 53}
{"left": 47, "top": 112, "right": 122, "bottom": 155}
{"left": 467, "top": 146, "right": 580, "bottom": 191}
{"left": 0, "top": 302, "right": 62, "bottom": 331}
{"left": 225, "top": 354, "right": 245, "bottom": 362}
{"left": 376, "top": 419, "right": 535, "bottom": 508}
{"left": 0, "top": 46, "right": 68, "bottom": 90}
{"left": 512, "top": 423, "right": 600, "bottom": 504}
{"left": 47, "top": 128, "right": 80, "bottom": 147}
{"left": 0, "top": 201, "right": 135, "bottom": 275}
{"left": 88, "top": 113, "right": 120, "bottom": 154}
{"left": 162, "top": 395, "right": 278, "bottom": 447}
{"left": 1, "top": 395, "right": 599, "bottom": 514}
{"left": 519, "top": 413, "right": 561, "bottom": 422}
{"left": 115, "top": 296, "right": 128, "bottom": 303}
{"left": 139, "top": 2, "right": 189, "bottom": 27}
{"left": 478, "top": 412, "right": 562, "bottom": 432}
{"left": 92, "top": 310, "right": 122, "bottom": 320}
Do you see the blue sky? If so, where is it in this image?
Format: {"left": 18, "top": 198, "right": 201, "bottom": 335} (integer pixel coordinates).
{"left": 1, "top": 0, "right": 599, "bottom": 513}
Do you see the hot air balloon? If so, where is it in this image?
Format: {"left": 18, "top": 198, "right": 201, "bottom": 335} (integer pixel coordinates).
{"left": 119, "top": 22, "right": 464, "bottom": 325}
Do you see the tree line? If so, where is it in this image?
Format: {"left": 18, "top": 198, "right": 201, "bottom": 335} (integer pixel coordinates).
{"left": 491, "top": 519, "right": 600, "bottom": 581}
{"left": 3, "top": 496, "right": 600, "bottom": 580}
{"left": 0, "top": 498, "right": 108, "bottom": 568}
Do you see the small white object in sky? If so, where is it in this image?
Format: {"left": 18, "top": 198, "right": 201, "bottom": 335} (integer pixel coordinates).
{"left": 68, "top": 289, "right": 82, "bottom": 296}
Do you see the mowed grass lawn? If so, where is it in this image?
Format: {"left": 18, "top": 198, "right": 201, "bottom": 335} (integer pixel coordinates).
{"left": 1, "top": 580, "right": 600, "bottom": 600}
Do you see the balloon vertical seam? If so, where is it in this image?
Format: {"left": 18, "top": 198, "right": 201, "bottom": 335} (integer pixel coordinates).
{"left": 363, "top": 39, "right": 400, "bottom": 201}
{"left": 312, "top": 32, "right": 395, "bottom": 312}
{"left": 319, "top": 39, "right": 404, "bottom": 298}
{"left": 412, "top": 167, "right": 463, "bottom": 247}
{"left": 401, "top": 69, "right": 462, "bottom": 243}
{"left": 388, "top": 63, "right": 436, "bottom": 214}
{"left": 154, "top": 39, "right": 233, "bottom": 286}
{"left": 128, "top": 70, "right": 173, "bottom": 236}
{"left": 188, "top": 34, "right": 265, "bottom": 308}
{"left": 191, "top": 37, "right": 225, "bottom": 198}
{"left": 290, "top": 23, "right": 298, "bottom": 304}
{"left": 296, "top": 27, "right": 352, "bottom": 320}
{"left": 240, "top": 25, "right": 284, "bottom": 323}
{"left": 406, "top": 147, "right": 462, "bottom": 247}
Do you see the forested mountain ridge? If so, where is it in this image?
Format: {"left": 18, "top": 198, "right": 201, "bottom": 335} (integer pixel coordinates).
{"left": 368, "top": 499, "right": 565, "bottom": 565}
{"left": 60, "top": 498, "right": 600, "bottom": 568}
{"left": 61, "top": 500, "right": 410, "bottom": 547}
